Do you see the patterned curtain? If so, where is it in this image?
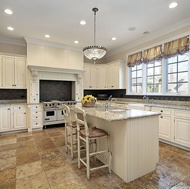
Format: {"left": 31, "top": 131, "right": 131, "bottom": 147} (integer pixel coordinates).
{"left": 127, "top": 51, "right": 142, "bottom": 67}
{"left": 143, "top": 45, "right": 162, "bottom": 64}
{"left": 163, "top": 36, "right": 189, "bottom": 58}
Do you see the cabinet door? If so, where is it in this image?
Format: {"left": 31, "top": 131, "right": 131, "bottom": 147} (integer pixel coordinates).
{"left": 13, "top": 110, "right": 27, "bottom": 129}
{"left": 30, "top": 82, "right": 39, "bottom": 103}
{"left": 159, "top": 116, "right": 172, "bottom": 140}
{"left": 83, "top": 65, "right": 97, "bottom": 89}
{"left": 0, "top": 106, "right": 11, "bottom": 131}
{"left": 90, "top": 66, "right": 97, "bottom": 88}
{"left": 84, "top": 66, "right": 91, "bottom": 89}
{"left": 174, "top": 118, "right": 190, "bottom": 147}
{"left": 97, "top": 66, "right": 107, "bottom": 89}
{"left": 14, "top": 58, "right": 26, "bottom": 88}
{"left": 107, "top": 63, "right": 119, "bottom": 88}
{"left": 2, "top": 56, "right": 15, "bottom": 87}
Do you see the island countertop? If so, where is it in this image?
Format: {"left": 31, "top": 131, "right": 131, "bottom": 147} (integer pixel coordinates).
{"left": 63, "top": 104, "right": 160, "bottom": 121}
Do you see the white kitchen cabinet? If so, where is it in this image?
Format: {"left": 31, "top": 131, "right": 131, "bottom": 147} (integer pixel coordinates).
{"left": 0, "top": 106, "right": 11, "bottom": 131}
{"left": 83, "top": 60, "right": 125, "bottom": 89}
{"left": 83, "top": 64, "right": 97, "bottom": 89}
{"left": 151, "top": 107, "right": 172, "bottom": 141}
{"left": 174, "top": 110, "right": 190, "bottom": 148}
{"left": 27, "top": 104, "right": 43, "bottom": 131}
{"left": 30, "top": 81, "right": 39, "bottom": 103}
{"left": 97, "top": 65, "right": 107, "bottom": 89}
{"left": 13, "top": 105, "right": 27, "bottom": 130}
{"left": 106, "top": 61, "right": 125, "bottom": 89}
{"left": 1, "top": 56, "right": 26, "bottom": 89}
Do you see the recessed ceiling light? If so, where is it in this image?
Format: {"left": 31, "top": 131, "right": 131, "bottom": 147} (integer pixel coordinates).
{"left": 74, "top": 41, "right": 79, "bottom": 44}
{"left": 169, "top": 2, "right": 178, "bottom": 8}
{"left": 128, "top": 27, "right": 136, "bottom": 31}
{"left": 7, "top": 26, "right": 14, "bottom": 31}
{"left": 4, "top": 9, "right": 13, "bottom": 15}
{"left": 112, "top": 37, "right": 116, "bottom": 41}
{"left": 45, "top": 34, "right": 50, "bottom": 38}
{"left": 80, "top": 20, "right": 86, "bottom": 25}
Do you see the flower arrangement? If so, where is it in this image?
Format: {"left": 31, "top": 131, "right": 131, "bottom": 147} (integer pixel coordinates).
{"left": 81, "top": 95, "right": 97, "bottom": 107}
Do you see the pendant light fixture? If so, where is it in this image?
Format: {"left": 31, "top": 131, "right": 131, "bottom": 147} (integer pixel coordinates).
{"left": 83, "top": 8, "right": 107, "bottom": 62}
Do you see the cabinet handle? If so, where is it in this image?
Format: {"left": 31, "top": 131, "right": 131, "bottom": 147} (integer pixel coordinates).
{"left": 19, "top": 107, "right": 21, "bottom": 109}
{"left": 36, "top": 123, "right": 38, "bottom": 125}
{"left": 36, "top": 116, "right": 38, "bottom": 118}
{"left": 36, "top": 112, "right": 38, "bottom": 113}
{"left": 24, "top": 112, "right": 26, "bottom": 114}
{"left": 8, "top": 108, "right": 10, "bottom": 110}
{"left": 36, "top": 106, "right": 38, "bottom": 108}
{"left": 12, "top": 85, "right": 14, "bottom": 86}
{"left": 160, "top": 116, "right": 163, "bottom": 118}
{"left": 160, "top": 110, "right": 163, "bottom": 112}
{"left": 111, "top": 86, "right": 114, "bottom": 87}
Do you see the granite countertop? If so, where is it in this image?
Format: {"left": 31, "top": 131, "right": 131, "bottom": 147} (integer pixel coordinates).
{"left": 62, "top": 104, "right": 160, "bottom": 122}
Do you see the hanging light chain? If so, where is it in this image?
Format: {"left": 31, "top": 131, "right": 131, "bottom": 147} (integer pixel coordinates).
{"left": 94, "top": 8, "right": 96, "bottom": 47}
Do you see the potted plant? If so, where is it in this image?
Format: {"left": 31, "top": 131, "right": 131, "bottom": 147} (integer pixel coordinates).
{"left": 81, "top": 95, "right": 97, "bottom": 107}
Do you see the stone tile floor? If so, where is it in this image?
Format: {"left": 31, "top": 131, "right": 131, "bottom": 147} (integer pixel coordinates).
{"left": 0, "top": 126, "right": 190, "bottom": 189}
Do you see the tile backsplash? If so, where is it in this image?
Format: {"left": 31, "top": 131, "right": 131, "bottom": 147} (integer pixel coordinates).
{"left": 40, "top": 80, "right": 73, "bottom": 101}
{"left": 0, "top": 89, "right": 27, "bottom": 100}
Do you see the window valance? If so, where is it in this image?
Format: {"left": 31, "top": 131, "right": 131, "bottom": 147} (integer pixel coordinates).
{"left": 143, "top": 45, "right": 162, "bottom": 63}
{"left": 163, "top": 36, "right": 189, "bottom": 58}
{"left": 127, "top": 51, "right": 142, "bottom": 67}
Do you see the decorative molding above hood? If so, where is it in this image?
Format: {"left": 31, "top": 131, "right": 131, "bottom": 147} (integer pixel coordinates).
{"left": 28, "top": 65, "right": 84, "bottom": 83}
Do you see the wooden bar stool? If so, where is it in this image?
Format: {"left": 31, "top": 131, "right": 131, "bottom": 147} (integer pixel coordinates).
{"left": 74, "top": 107, "right": 112, "bottom": 180}
{"left": 62, "top": 104, "right": 78, "bottom": 159}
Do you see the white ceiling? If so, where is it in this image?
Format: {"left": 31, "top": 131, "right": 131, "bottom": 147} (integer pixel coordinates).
{"left": 0, "top": 0, "right": 190, "bottom": 56}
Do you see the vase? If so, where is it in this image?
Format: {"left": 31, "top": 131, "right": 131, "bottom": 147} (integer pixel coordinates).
{"left": 82, "top": 101, "right": 96, "bottom": 107}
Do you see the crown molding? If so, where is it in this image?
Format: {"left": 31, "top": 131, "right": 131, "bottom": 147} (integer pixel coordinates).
{"left": 24, "top": 37, "right": 83, "bottom": 52}
{"left": 0, "top": 36, "right": 26, "bottom": 46}
{"left": 106, "top": 17, "right": 190, "bottom": 57}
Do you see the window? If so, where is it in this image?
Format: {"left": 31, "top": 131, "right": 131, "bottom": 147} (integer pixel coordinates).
{"left": 130, "top": 64, "right": 143, "bottom": 93}
{"left": 166, "top": 53, "right": 189, "bottom": 94}
{"left": 127, "top": 35, "right": 189, "bottom": 96}
{"left": 146, "top": 60, "right": 162, "bottom": 93}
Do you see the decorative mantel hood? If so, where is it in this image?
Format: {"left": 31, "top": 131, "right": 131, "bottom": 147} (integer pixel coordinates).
{"left": 28, "top": 65, "right": 84, "bottom": 82}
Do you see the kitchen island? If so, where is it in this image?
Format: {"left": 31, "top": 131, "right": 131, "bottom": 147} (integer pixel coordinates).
{"left": 70, "top": 105, "right": 160, "bottom": 183}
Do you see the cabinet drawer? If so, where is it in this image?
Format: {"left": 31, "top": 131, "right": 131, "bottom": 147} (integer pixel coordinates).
{"left": 151, "top": 107, "right": 171, "bottom": 115}
{"left": 32, "top": 115, "right": 42, "bottom": 121}
{"left": 30, "top": 105, "right": 42, "bottom": 111}
{"left": 32, "top": 121, "right": 42, "bottom": 128}
{"left": 174, "top": 110, "right": 190, "bottom": 119}
{"left": 13, "top": 106, "right": 26, "bottom": 111}
{"left": 32, "top": 110, "right": 42, "bottom": 115}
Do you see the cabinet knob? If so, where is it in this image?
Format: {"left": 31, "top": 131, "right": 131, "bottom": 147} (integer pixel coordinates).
{"left": 160, "top": 110, "right": 163, "bottom": 112}
{"left": 36, "top": 112, "right": 38, "bottom": 113}
{"left": 160, "top": 116, "right": 163, "bottom": 118}
{"left": 36, "top": 116, "right": 38, "bottom": 118}
{"left": 19, "top": 107, "right": 21, "bottom": 109}
{"left": 24, "top": 112, "right": 26, "bottom": 114}
{"left": 8, "top": 108, "right": 10, "bottom": 110}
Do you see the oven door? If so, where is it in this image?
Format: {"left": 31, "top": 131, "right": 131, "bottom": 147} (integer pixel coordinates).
{"left": 56, "top": 109, "right": 65, "bottom": 121}
{"left": 44, "top": 109, "right": 57, "bottom": 122}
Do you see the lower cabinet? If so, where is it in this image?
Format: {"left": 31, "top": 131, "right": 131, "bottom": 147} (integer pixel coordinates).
{"left": 0, "top": 104, "right": 27, "bottom": 132}
{"left": 0, "top": 106, "right": 11, "bottom": 131}
{"left": 174, "top": 110, "right": 190, "bottom": 148}
{"left": 151, "top": 107, "right": 172, "bottom": 141}
{"left": 27, "top": 104, "right": 43, "bottom": 131}
{"left": 13, "top": 105, "right": 27, "bottom": 129}
{"left": 150, "top": 106, "right": 190, "bottom": 149}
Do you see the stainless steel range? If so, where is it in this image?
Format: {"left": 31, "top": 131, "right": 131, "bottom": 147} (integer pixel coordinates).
{"left": 43, "top": 100, "right": 77, "bottom": 126}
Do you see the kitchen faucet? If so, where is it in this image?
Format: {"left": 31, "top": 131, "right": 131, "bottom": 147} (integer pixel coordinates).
{"left": 143, "top": 95, "right": 149, "bottom": 104}
{"left": 105, "top": 95, "right": 117, "bottom": 111}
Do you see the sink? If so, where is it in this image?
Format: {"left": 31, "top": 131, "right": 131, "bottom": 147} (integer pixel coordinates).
{"left": 110, "top": 109, "right": 126, "bottom": 112}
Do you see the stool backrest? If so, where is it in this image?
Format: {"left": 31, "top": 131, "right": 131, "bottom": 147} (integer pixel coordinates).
{"left": 62, "top": 104, "right": 72, "bottom": 126}
{"left": 74, "top": 107, "right": 89, "bottom": 136}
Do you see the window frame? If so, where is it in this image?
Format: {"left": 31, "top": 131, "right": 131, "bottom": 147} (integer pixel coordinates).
{"left": 126, "top": 32, "right": 190, "bottom": 96}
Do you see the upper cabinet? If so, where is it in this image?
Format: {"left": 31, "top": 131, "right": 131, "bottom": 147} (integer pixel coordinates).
{"left": 1, "top": 56, "right": 26, "bottom": 89}
{"left": 84, "top": 60, "right": 125, "bottom": 90}
{"left": 83, "top": 65, "right": 97, "bottom": 89}
{"left": 27, "top": 43, "right": 83, "bottom": 70}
